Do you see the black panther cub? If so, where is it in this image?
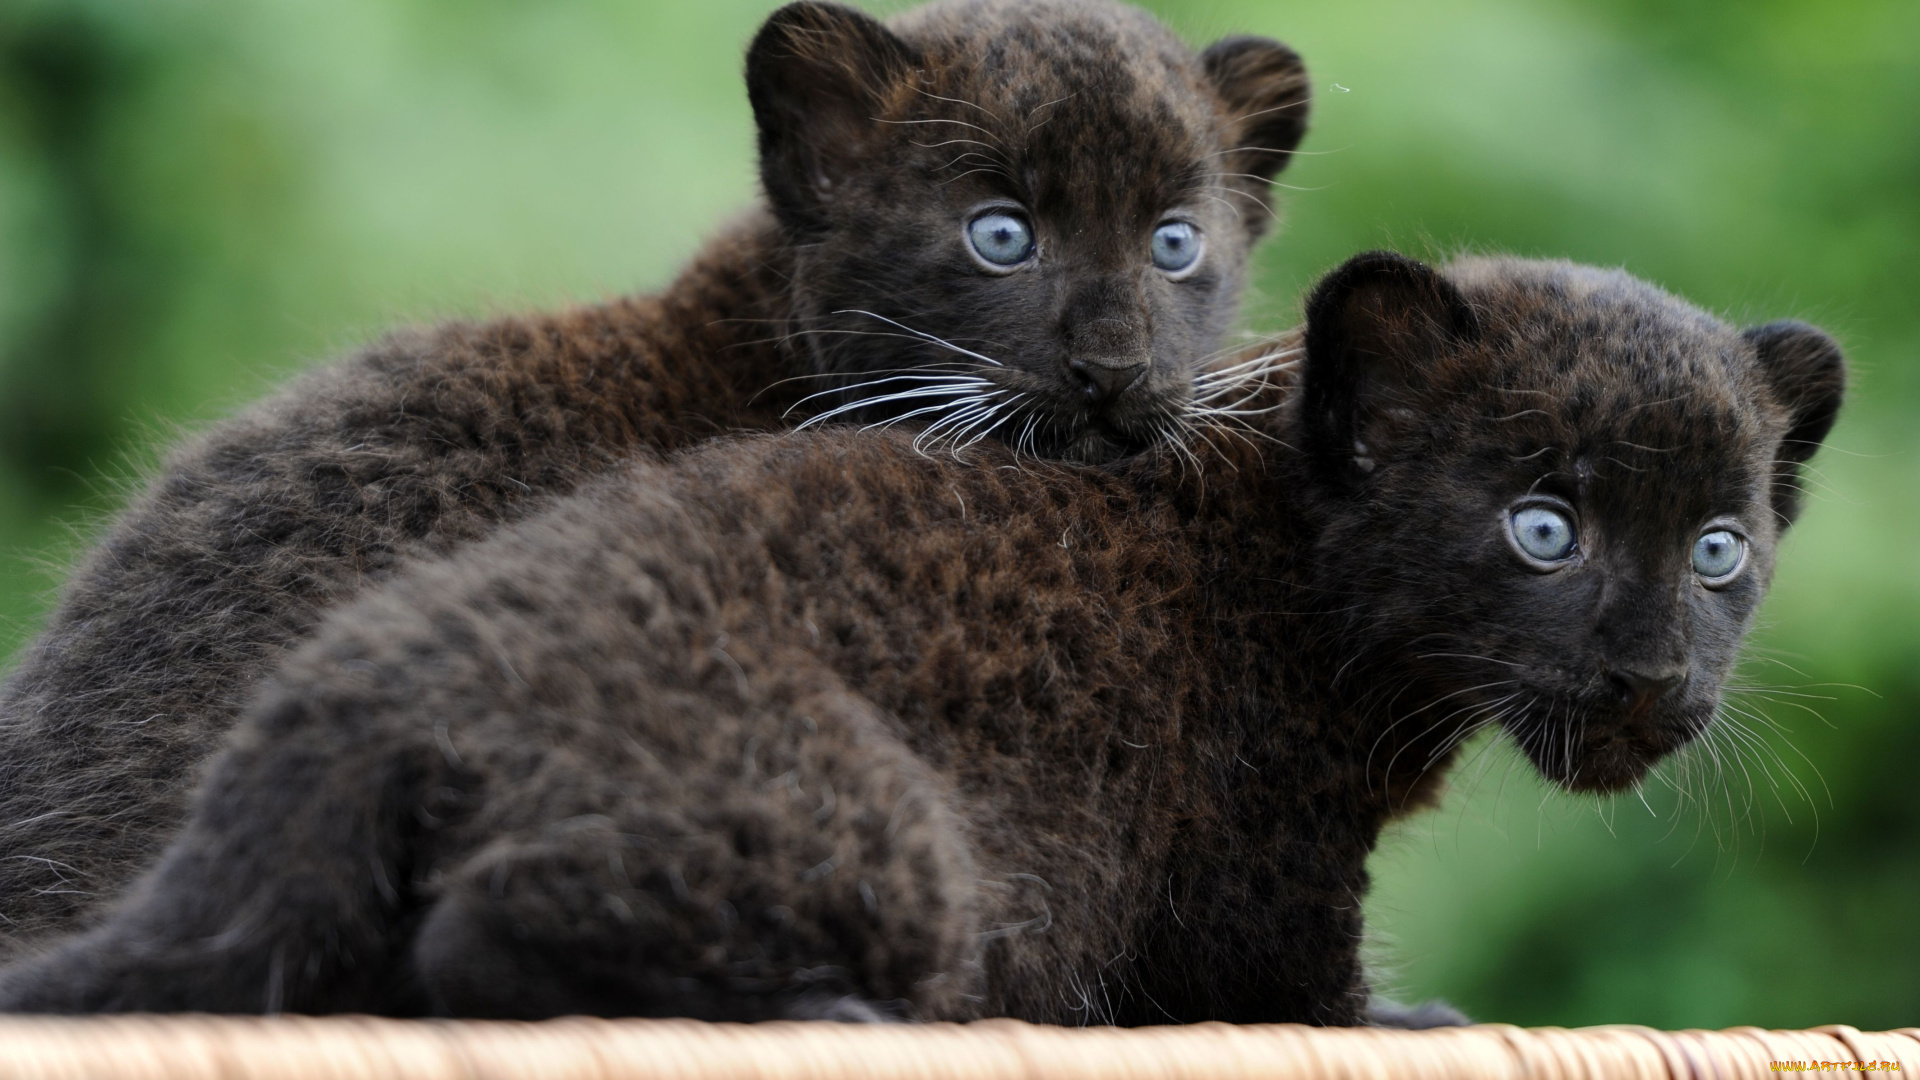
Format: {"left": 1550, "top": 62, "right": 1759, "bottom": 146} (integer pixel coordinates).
{"left": 0, "top": 0, "right": 1311, "bottom": 948}
{"left": 0, "top": 253, "right": 1844, "bottom": 1024}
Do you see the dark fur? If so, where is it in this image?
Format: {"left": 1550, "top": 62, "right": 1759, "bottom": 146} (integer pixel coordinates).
{"left": 0, "top": 0, "right": 1310, "bottom": 950}
{"left": 0, "top": 255, "right": 1844, "bottom": 1023}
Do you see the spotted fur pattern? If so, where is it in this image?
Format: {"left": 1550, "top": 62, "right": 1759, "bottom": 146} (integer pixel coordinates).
{"left": 0, "top": 0, "right": 1310, "bottom": 950}
{"left": 0, "top": 255, "right": 1844, "bottom": 1023}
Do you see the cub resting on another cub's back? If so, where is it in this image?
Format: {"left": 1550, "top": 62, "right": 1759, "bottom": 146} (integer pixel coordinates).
{"left": 0, "top": 253, "right": 1844, "bottom": 1025}
{"left": 0, "top": 0, "right": 1312, "bottom": 948}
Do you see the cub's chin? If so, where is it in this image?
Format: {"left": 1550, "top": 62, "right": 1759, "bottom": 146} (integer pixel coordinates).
{"left": 1049, "top": 414, "right": 1167, "bottom": 465}
{"left": 1504, "top": 701, "right": 1707, "bottom": 794}
{"left": 1060, "top": 428, "right": 1140, "bottom": 465}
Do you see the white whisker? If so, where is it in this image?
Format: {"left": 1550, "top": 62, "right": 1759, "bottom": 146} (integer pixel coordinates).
{"left": 857, "top": 395, "right": 997, "bottom": 434}
{"left": 833, "top": 310, "right": 1005, "bottom": 367}
{"left": 785, "top": 373, "right": 994, "bottom": 414}
{"left": 796, "top": 384, "right": 995, "bottom": 429}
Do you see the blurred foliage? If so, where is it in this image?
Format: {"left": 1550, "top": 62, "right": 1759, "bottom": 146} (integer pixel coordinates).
{"left": 0, "top": 0, "right": 1914, "bottom": 1029}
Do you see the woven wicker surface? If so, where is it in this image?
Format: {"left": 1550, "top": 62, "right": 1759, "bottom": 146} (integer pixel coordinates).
{"left": 0, "top": 1018, "right": 1911, "bottom": 1080}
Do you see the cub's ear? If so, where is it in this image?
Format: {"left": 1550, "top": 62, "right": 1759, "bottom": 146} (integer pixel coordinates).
{"left": 1743, "top": 320, "right": 1846, "bottom": 525}
{"left": 1301, "top": 251, "right": 1480, "bottom": 489}
{"left": 1200, "top": 36, "right": 1310, "bottom": 239}
{"left": 746, "top": 2, "right": 920, "bottom": 235}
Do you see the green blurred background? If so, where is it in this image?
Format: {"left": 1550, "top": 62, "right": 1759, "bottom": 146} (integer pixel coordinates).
{"left": 1, "top": 0, "right": 1914, "bottom": 1029}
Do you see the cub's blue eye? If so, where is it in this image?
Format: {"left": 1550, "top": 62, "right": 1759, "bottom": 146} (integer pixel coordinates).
{"left": 1511, "top": 506, "right": 1577, "bottom": 563}
{"left": 1150, "top": 221, "right": 1201, "bottom": 273}
{"left": 1693, "top": 530, "right": 1745, "bottom": 581}
{"left": 967, "top": 212, "right": 1034, "bottom": 267}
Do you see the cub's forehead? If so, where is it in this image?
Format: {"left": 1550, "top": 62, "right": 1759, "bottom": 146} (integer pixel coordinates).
{"left": 1442, "top": 258, "right": 1773, "bottom": 456}
{"left": 889, "top": 0, "right": 1217, "bottom": 215}
{"left": 892, "top": 0, "right": 1200, "bottom": 107}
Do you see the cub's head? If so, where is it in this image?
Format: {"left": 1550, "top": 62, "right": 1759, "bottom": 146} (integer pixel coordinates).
{"left": 747, "top": 0, "right": 1309, "bottom": 462}
{"left": 1301, "top": 252, "right": 1845, "bottom": 793}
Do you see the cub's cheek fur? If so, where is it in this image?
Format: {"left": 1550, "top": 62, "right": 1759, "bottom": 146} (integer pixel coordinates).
{"left": 1302, "top": 250, "right": 1844, "bottom": 795}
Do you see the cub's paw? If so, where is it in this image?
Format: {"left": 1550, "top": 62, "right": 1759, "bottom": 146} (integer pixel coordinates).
{"left": 1367, "top": 997, "right": 1471, "bottom": 1028}
{"left": 782, "top": 990, "right": 913, "bottom": 1023}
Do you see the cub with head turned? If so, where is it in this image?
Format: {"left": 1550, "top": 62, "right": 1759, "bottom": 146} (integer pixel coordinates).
{"left": 0, "top": 252, "right": 1844, "bottom": 1024}
{"left": 0, "top": 0, "right": 1311, "bottom": 948}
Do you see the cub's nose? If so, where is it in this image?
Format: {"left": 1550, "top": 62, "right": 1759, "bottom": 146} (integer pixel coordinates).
{"left": 1068, "top": 357, "right": 1147, "bottom": 404}
{"left": 1607, "top": 666, "right": 1687, "bottom": 713}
